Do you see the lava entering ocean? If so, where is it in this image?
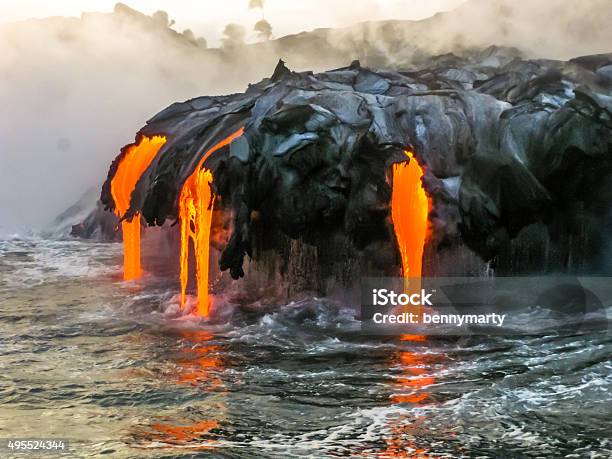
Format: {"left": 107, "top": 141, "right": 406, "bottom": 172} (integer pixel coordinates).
{"left": 92, "top": 52, "right": 612, "bottom": 313}
{"left": 110, "top": 135, "right": 166, "bottom": 280}
{"left": 179, "top": 128, "right": 244, "bottom": 317}
{"left": 391, "top": 151, "right": 430, "bottom": 280}
{"left": 108, "top": 133, "right": 430, "bottom": 315}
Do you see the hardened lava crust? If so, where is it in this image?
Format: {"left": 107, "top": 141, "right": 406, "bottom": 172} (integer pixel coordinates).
{"left": 98, "top": 48, "right": 612, "bottom": 277}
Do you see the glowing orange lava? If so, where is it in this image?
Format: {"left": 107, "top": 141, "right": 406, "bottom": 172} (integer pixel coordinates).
{"left": 110, "top": 136, "right": 166, "bottom": 280}
{"left": 391, "top": 151, "right": 430, "bottom": 280}
{"left": 179, "top": 128, "right": 244, "bottom": 317}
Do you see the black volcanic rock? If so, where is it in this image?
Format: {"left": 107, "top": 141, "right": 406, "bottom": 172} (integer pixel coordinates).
{"left": 51, "top": 187, "right": 119, "bottom": 240}
{"left": 99, "top": 49, "right": 612, "bottom": 280}
{"left": 70, "top": 200, "right": 119, "bottom": 241}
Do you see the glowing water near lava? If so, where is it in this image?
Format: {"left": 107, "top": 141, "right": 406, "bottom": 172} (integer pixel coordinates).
{"left": 179, "top": 128, "right": 244, "bottom": 317}
{"left": 111, "top": 136, "right": 166, "bottom": 280}
{"left": 391, "top": 151, "right": 430, "bottom": 279}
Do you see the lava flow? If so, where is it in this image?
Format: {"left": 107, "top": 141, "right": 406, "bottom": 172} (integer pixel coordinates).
{"left": 392, "top": 152, "right": 430, "bottom": 341}
{"left": 110, "top": 135, "right": 166, "bottom": 280}
{"left": 179, "top": 128, "right": 244, "bottom": 317}
{"left": 391, "top": 151, "right": 430, "bottom": 280}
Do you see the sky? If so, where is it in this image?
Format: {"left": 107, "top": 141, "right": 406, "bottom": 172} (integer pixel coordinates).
{"left": 0, "top": 0, "right": 466, "bottom": 45}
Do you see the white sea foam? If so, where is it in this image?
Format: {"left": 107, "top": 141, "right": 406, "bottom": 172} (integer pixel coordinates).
{"left": 0, "top": 236, "right": 120, "bottom": 288}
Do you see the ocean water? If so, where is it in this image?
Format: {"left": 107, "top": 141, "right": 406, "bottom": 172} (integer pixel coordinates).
{"left": 0, "top": 236, "right": 611, "bottom": 458}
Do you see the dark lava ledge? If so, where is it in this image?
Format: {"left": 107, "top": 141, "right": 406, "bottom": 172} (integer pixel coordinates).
{"left": 97, "top": 47, "right": 612, "bottom": 285}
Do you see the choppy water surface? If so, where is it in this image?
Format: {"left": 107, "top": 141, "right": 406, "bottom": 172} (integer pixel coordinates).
{"left": 0, "top": 236, "right": 611, "bottom": 458}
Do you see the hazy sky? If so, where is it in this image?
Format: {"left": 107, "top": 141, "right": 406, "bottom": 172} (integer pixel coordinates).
{"left": 1, "top": 0, "right": 466, "bottom": 45}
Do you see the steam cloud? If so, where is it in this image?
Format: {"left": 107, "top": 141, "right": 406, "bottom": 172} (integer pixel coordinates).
{"left": 222, "top": 23, "right": 247, "bottom": 49}
{"left": 0, "top": 5, "right": 246, "bottom": 231}
{"left": 248, "top": 0, "right": 265, "bottom": 9}
{"left": 254, "top": 19, "right": 273, "bottom": 41}
{"left": 0, "top": 0, "right": 610, "bottom": 231}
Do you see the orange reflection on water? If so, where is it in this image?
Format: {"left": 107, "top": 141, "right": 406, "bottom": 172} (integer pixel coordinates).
{"left": 148, "top": 420, "right": 219, "bottom": 446}
{"left": 136, "top": 330, "right": 225, "bottom": 450}
{"left": 399, "top": 334, "right": 426, "bottom": 342}
{"left": 174, "top": 331, "right": 223, "bottom": 388}
{"left": 379, "top": 414, "right": 435, "bottom": 459}
{"left": 379, "top": 341, "right": 444, "bottom": 458}
{"left": 389, "top": 348, "right": 437, "bottom": 405}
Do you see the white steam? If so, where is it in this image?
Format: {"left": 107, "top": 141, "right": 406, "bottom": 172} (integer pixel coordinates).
{"left": 0, "top": 0, "right": 609, "bottom": 231}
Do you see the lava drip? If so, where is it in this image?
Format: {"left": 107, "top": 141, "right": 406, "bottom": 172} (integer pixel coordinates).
{"left": 179, "top": 128, "right": 244, "bottom": 317}
{"left": 110, "top": 136, "right": 166, "bottom": 280}
{"left": 391, "top": 151, "right": 430, "bottom": 279}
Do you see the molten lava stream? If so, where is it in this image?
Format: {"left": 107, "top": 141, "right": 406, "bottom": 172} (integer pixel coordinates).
{"left": 110, "top": 136, "right": 166, "bottom": 280}
{"left": 391, "top": 151, "right": 430, "bottom": 280}
{"left": 391, "top": 151, "right": 430, "bottom": 340}
{"left": 179, "top": 128, "right": 244, "bottom": 317}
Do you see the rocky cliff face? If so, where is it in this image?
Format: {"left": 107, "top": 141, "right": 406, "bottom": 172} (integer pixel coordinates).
{"left": 95, "top": 47, "right": 612, "bottom": 284}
